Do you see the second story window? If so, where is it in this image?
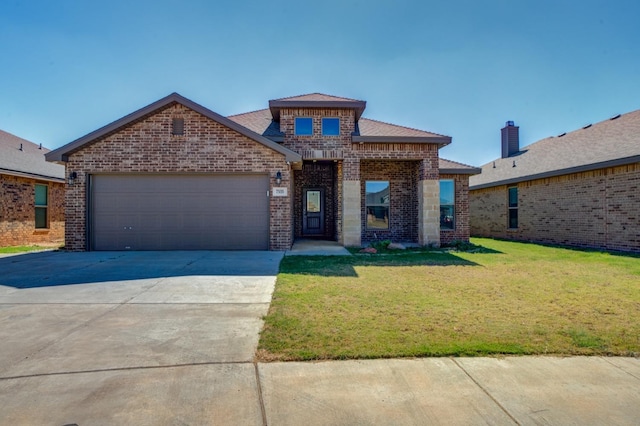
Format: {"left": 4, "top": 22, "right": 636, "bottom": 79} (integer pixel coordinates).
{"left": 322, "top": 118, "right": 340, "bottom": 136}
{"left": 295, "top": 117, "right": 313, "bottom": 135}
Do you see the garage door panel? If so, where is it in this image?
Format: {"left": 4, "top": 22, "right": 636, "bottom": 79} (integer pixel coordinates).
{"left": 91, "top": 175, "right": 269, "bottom": 250}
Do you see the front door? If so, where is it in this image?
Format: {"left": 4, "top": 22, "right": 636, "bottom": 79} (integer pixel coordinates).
{"left": 303, "top": 188, "right": 324, "bottom": 236}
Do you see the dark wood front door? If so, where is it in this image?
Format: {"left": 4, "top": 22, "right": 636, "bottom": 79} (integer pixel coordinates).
{"left": 303, "top": 188, "right": 324, "bottom": 236}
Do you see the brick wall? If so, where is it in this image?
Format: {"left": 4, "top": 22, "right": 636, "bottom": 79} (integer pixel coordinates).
{"left": 440, "top": 174, "right": 472, "bottom": 245}
{"left": 279, "top": 107, "right": 449, "bottom": 246}
{"left": 0, "top": 174, "right": 64, "bottom": 246}
{"left": 470, "top": 163, "right": 640, "bottom": 252}
{"left": 65, "top": 103, "right": 292, "bottom": 251}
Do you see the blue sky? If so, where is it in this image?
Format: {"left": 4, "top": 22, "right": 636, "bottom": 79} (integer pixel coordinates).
{"left": 2, "top": 0, "right": 639, "bottom": 166}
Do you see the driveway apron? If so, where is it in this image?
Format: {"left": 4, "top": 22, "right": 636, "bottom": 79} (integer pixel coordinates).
{"left": 0, "top": 250, "right": 281, "bottom": 425}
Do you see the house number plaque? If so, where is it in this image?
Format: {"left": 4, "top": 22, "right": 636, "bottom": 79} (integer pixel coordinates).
{"left": 272, "top": 188, "right": 288, "bottom": 197}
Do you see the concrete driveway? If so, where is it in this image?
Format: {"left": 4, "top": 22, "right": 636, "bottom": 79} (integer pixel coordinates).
{"left": 0, "top": 250, "right": 282, "bottom": 425}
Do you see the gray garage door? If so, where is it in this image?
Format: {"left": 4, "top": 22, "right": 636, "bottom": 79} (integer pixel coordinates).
{"left": 91, "top": 174, "right": 269, "bottom": 250}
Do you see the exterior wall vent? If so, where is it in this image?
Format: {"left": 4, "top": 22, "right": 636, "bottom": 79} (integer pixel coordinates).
{"left": 172, "top": 118, "right": 185, "bottom": 135}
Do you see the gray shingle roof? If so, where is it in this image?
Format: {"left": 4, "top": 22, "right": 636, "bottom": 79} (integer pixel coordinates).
{"left": 271, "top": 93, "right": 364, "bottom": 102}
{"left": 0, "top": 129, "right": 65, "bottom": 181}
{"left": 227, "top": 106, "right": 451, "bottom": 144}
{"left": 470, "top": 109, "right": 640, "bottom": 189}
{"left": 439, "top": 158, "right": 481, "bottom": 175}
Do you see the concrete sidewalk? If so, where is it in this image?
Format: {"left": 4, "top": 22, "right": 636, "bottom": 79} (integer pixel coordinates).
{"left": 259, "top": 356, "right": 640, "bottom": 425}
{"left": 1, "top": 356, "right": 638, "bottom": 425}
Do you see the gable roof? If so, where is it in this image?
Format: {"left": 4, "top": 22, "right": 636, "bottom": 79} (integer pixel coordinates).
{"left": 228, "top": 103, "right": 451, "bottom": 145}
{"left": 470, "top": 109, "right": 640, "bottom": 190}
{"left": 268, "top": 92, "right": 367, "bottom": 121}
{"left": 45, "top": 93, "right": 302, "bottom": 164}
{"left": 0, "top": 129, "right": 64, "bottom": 182}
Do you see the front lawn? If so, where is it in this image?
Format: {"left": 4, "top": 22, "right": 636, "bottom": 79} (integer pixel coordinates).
{"left": 257, "top": 238, "right": 640, "bottom": 361}
{"left": 0, "top": 244, "right": 61, "bottom": 254}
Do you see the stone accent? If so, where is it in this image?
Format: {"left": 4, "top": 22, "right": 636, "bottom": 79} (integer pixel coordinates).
{"left": 418, "top": 179, "right": 440, "bottom": 247}
{"left": 342, "top": 180, "right": 362, "bottom": 246}
{"left": 0, "top": 174, "right": 64, "bottom": 246}
{"left": 64, "top": 103, "right": 292, "bottom": 251}
{"left": 470, "top": 163, "right": 640, "bottom": 253}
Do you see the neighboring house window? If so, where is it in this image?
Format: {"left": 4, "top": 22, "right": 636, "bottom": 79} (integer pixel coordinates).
{"left": 508, "top": 186, "right": 518, "bottom": 229}
{"left": 295, "top": 117, "right": 313, "bottom": 135}
{"left": 440, "top": 179, "right": 455, "bottom": 230}
{"left": 366, "top": 181, "right": 389, "bottom": 229}
{"left": 172, "top": 118, "right": 184, "bottom": 135}
{"left": 322, "top": 118, "right": 340, "bottom": 136}
{"left": 35, "top": 184, "right": 48, "bottom": 229}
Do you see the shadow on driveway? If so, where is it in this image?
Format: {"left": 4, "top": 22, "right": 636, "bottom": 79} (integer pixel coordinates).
{"left": 0, "top": 250, "right": 284, "bottom": 288}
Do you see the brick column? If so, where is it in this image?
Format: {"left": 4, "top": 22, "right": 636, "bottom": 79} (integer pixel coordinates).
{"left": 418, "top": 158, "right": 440, "bottom": 247}
{"left": 342, "top": 158, "right": 361, "bottom": 247}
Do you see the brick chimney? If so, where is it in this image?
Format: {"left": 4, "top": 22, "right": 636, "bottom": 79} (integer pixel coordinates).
{"left": 501, "top": 121, "right": 519, "bottom": 158}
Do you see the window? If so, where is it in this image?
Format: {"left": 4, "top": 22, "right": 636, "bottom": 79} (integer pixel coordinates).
{"left": 35, "top": 184, "right": 48, "bottom": 229}
{"left": 295, "top": 117, "right": 313, "bottom": 135}
{"left": 366, "top": 181, "right": 389, "bottom": 229}
{"left": 440, "top": 180, "right": 455, "bottom": 230}
{"left": 172, "top": 118, "right": 184, "bottom": 135}
{"left": 508, "top": 186, "right": 518, "bottom": 229}
{"left": 322, "top": 118, "right": 340, "bottom": 136}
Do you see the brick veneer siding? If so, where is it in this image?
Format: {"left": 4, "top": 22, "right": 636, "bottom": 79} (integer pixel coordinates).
{"left": 361, "top": 160, "right": 419, "bottom": 243}
{"left": 64, "top": 103, "right": 292, "bottom": 251}
{"left": 470, "top": 163, "right": 640, "bottom": 253}
{"left": 440, "top": 174, "right": 472, "bottom": 245}
{"left": 0, "top": 174, "right": 64, "bottom": 246}
{"left": 279, "top": 107, "right": 445, "bottom": 246}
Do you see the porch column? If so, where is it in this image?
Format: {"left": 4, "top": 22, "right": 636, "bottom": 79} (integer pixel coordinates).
{"left": 418, "top": 158, "right": 440, "bottom": 247}
{"left": 342, "top": 158, "right": 361, "bottom": 247}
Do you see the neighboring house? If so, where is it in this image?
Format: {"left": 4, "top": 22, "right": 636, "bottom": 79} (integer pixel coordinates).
{"left": 46, "top": 92, "right": 479, "bottom": 251}
{"left": 0, "top": 129, "right": 65, "bottom": 246}
{"left": 469, "top": 112, "right": 640, "bottom": 253}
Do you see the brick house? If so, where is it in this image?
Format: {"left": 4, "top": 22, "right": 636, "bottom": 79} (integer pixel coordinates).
{"left": 469, "top": 111, "right": 640, "bottom": 253}
{"left": 1, "top": 129, "right": 65, "bottom": 246}
{"left": 46, "top": 93, "right": 479, "bottom": 251}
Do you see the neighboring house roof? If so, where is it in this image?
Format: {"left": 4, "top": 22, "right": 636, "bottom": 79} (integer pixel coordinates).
{"left": 45, "top": 93, "right": 302, "bottom": 164}
{"left": 470, "top": 109, "right": 640, "bottom": 190}
{"left": 0, "top": 129, "right": 65, "bottom": 182}
{"left": 439, "top": 158, "right": 481, "bottom": 175}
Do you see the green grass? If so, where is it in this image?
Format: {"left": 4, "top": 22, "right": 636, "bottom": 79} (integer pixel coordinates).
{"left": 257, "top": 238, "right": 640, "bottom": 361}
{"left": 0, "top": 245, "right": 61, "bottom": 254}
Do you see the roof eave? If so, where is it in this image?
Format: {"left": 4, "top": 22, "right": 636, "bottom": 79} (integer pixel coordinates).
{"left": 352, "top": 135, "right": 452, "bottom": 145}
{"left": 470, "top": 155, "right": 640, "bottom": 190}
{"left": 440, "top": 167, "right": 482, "bottom": 175}
{"left": 46, "top": 93, "right": 302, "bottom": 164}
{"left": 268, "top": 100, "right": 367, "bottom": 120}
{"left": 0, "top": 168, "right": 65, "bottom": 183}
